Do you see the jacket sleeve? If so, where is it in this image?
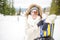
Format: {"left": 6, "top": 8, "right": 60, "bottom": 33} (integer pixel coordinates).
{"left": 37, "top": 20, "right": 44, "bottom": 27}
{"left": 42, "top": 23, "right": 49, "bottom": 30}
{"left": 37, "top": 20, "right": 49, "bottom": 31}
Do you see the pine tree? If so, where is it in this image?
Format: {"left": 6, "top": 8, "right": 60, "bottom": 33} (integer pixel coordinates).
{"left": 17, "top": 8, "right": 21, "bottom": 15}
{"left": 56, "top": 0, "right": 60, "bottom": 15}
{"left": 10, "top": 7, "right": 16, "bottom": 15}
{"left": 0, "top": 0, "right": 4, "bottom": 14}
{"left": 50, "top": 0, "right": 60, "bottom": 15}
{"left": 10, "top": 0, "right": 16, "bottom": 15}
{"left": 0, "top": 0, "right": 16, "bottom": 15}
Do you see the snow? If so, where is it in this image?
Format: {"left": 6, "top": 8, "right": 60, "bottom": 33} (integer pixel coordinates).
{"left": 0, "top": 14, "right": 60, "bottom": 40}
{"left": 53, "top": 16, "right": 60, "bottom": 40}
{"left": 0, "top": 15, "right": 27, "bottom": 40}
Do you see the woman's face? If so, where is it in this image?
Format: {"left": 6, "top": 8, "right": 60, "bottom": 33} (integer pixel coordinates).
{"left": 31, "top": 10, "right": 38, "bottom": 16}
{"left": 31, "top": 10, "right": 38, "bottom": 19}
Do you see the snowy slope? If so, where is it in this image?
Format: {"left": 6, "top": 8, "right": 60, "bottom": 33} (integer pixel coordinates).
{"left": 0, "top": 15, "right": 27, "bottom": 40}
{"left": 53, "top": 16, "right": 60, "bottom": 40}
{"left": 0, "top": 15, "right": 60, "bottom": 40}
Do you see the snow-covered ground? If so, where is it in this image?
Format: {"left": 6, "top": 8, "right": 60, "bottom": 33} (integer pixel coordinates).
{"left": 0, "top": 15, "right": 60, "bottom": 40}
{"left": 0, "top": 15, "right": 27, "bottom": 40}
{"left": 53, "top": 16, "right": 60, "bottom": 40}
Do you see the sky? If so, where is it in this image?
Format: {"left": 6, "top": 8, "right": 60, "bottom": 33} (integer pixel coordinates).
{"left": 13, "top": 0, "right": 52, "bottom": 8}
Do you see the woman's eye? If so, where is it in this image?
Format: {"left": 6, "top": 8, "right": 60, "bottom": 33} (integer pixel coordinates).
{"left": 34, "top": 11, "right": 37, "bottom": 13}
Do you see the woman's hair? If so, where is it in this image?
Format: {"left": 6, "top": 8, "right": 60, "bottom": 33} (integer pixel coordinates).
{"left": 25, "top": 4, "right": 42, "bottom": 19}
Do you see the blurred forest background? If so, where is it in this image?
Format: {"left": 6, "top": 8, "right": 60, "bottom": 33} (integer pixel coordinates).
{"left": 0, "top": 0, "right": 60, "bottom": 15}
{"left": 0, "top": 0, "right": 15, "bottom": 15}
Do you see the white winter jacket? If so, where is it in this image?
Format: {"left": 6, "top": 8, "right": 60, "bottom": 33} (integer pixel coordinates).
{"left": 25, "top": 15, "right": 41, "bottom": 40}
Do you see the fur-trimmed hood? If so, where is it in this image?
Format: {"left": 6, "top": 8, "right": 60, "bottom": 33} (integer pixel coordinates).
{"left": 25, "top": 4, "right": 42, "bottom": 19}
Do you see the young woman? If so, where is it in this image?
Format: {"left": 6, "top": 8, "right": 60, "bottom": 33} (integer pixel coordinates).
{"left": 25, "top": 4, "right": 42, "bottom": 40}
